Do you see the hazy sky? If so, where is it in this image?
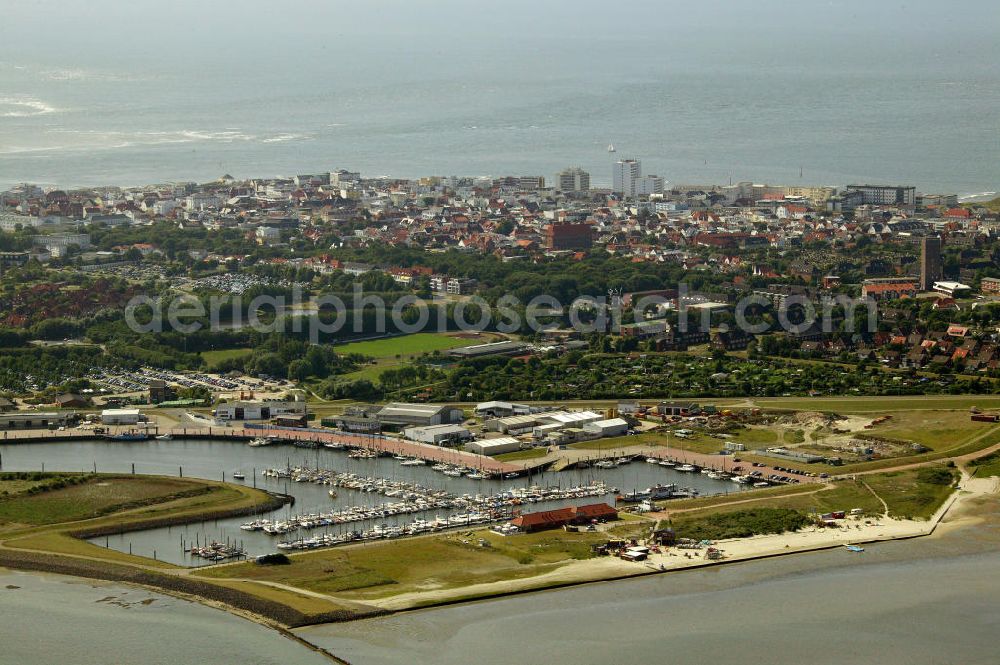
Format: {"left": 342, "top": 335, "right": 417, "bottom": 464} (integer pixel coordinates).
{"left": 2, "top": 0, "right": 997, "bottom": 191}
{"left": 3, "top": 0, "right": 998, "bottom": 78}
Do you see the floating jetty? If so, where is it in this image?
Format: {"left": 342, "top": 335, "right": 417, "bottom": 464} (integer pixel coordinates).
{"left": 240, "top": 472, "right": 613, "bottom": 544}
{"left": 186, "top": 540, "right": 248, "bottom": 561}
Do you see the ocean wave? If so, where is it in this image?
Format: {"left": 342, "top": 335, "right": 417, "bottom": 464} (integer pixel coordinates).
{"left": 261, "top": 133, "right": 309, "bottom": 143}
{"left": 40, "top": 67, "right": 147, "bottom": 83}
{"left": 0, "top": 96, "right": 60, "bottom": 117}
{"left": 959, "top": 191, "right": 997, "bottom": 202}
{"left": 0, "top": 127, "right": 311, "bottom": 155}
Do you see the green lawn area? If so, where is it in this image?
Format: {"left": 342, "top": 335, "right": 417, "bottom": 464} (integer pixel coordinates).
{"left": 729, "top": 427, "right": 780, "bottom": 446}
{"left": 738, "top": 396, "right": 1000, "bottom": 413}
{"left": 664, "top": 480, "right": 884, "bottom": 518}
{"left": 0, "top": 473, "right": 69, "bottom": 496}
{"left": 495, "top": 448, "right": 548, "bottom": 461}
{"left": 198, "top": 523, "right": 647, "bottom": 601}
{"left": 671, "top": 507, "right": 811, "bottom": 541}
{"left": 200, "top": 347, "right": 253, "bottom": 366}
{"left": 970, "top": 450, "right": 1000, "bottom": 478}
{"left": 662, "top": 467, "right": 955, "bottom": 522}
{"left": 0, "top": 476, "right": 211, "bottom": 526}
{"left": 339, "top": 363, "right": 392, "bottom": 384}
{"left": 864, "top": 466, "right": 957, "bottom": 519}
{"left": 330, "top": 332, "right": 496, "bottom": 388}
{"left": 862, "top": 410, "right": 989, "bottom": 450}
{"left": 334, "top": 333, "right": 476, "bottom": 358}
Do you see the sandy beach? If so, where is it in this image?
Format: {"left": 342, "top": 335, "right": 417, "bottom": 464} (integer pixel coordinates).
{"left": 363, "top": 472, "right": 999, "bottom": 612}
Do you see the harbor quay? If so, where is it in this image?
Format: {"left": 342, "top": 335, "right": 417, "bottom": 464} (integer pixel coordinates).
{"left": 0, "top": 425, "right": 526, "bottom": 475}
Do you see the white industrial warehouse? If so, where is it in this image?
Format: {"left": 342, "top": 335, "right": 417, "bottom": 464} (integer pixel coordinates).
{"left": 464, "top": 437, "right": 523, "bottom": 456}
{"left": 402, "top": 424, "right": 472, "bottom": 445}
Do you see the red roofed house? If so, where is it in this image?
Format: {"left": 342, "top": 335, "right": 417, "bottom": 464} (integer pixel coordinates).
{"left": 511, "top": 503, "right": 618, "bottom": 533}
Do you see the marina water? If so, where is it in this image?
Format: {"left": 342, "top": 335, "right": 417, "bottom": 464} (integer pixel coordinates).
{"left": 0, "top": 438, "right": 744, "bottom": 565}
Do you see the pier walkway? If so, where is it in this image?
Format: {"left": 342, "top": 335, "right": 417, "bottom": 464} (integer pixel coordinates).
{"left": 0, "top": 426, "right": 527, "bottom": 475}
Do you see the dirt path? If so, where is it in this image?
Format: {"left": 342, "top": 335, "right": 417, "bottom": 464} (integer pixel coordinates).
{"left": 646, "top": 483, "right": 831, "bottom": 519}
{"left": 861, "top": 480, "right": 889, "bottom": 516}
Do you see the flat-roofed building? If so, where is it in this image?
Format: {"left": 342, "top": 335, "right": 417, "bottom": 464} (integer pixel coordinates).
{"left": 214, "top": 400, "right": 306, "bottom": 421}
{"left": 320, "top": 414, "right": 381, "bottom": 433}
{"left": 403, "top": 424, "right": 472, "bottom": 446}
{"left": 845, "top": 184, "right": 916, "bottom": 207}
{"left": 465, "top": 437, "right": 522, "bottom": 456}
{"left": 485, "top": 413, "right": 542, "bottom": 434}
{"left": 536, "top": 410, "right": 603, "bottom": 427}
{"left": 447, "top": 340, "right": 529, "bottom": 359}
{"left": 583, "top": 417, "right": 629, "bottom": 437}
{"left": 376, "top": 403, "right": 464, "bottom": 427}
{"left": 0, "top": 411, "right": 72, "bottom": 430}
{"left": 474, "top": 401, "right": 531, "bottom": 418}
{"left": 100, "top": 408, "right": 142, "bottom": 426}
{"left": 933, "top": 281, "right": 972, "bottom": 298}
{"left": 981, "top": 276, "right": 1000, "bottom": 296}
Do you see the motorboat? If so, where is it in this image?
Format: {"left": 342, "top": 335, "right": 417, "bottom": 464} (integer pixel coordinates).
{"left": 232, "top": 472, "right": 246, "bottom": 481}
{"left": 155, "top": 433, "right": 173, "bottom": 441}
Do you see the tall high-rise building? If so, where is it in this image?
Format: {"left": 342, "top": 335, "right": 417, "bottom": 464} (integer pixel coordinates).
{"left": 920, "top": 235, "right": 942, "bottom": 291}
{"left": 612, "top": 159, "right": 641, "bottom": 197}
{"left": 556, "top": 167, "right": 590, "bottom": 193}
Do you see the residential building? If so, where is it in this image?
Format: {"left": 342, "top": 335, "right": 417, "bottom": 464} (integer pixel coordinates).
{"left": 0, "top": 251, "right": 29, "bottom": 271}
{"left": 544, "top": 222, "right": 593, "bottom": 250}
{"left": 0, "top": 212, "right": 43, "bottom": 232}
{"left": 861, "top": 278, "right": 919, "bottom": 301}
{"left": 33, "top": 233, "right": 90, "bottom": 257}
{"left": 556, "top": 167, "right": 590, "bottom": 193}
{"left": 845, "top": 184, "right": 917, "bottom": 207}
{"left": 612, "top": 159, "right": 641, "bottom": 197}
{"left": 981, "top": 277, "right": 1000, "bottom": 296}
{"left": 636, "top": 175, "right": 665, "bottom": 196}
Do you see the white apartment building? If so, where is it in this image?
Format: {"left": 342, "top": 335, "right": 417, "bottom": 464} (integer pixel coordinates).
{"left": 612, "top": 159, "right": 641, "bottom": 197}
{"left": 556, "top": 167, "right": 590, "bottom": 193}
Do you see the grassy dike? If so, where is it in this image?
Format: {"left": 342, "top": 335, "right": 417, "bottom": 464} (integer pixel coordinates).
{"left": 0, "top": 472, "right": 379, "bottom": 628}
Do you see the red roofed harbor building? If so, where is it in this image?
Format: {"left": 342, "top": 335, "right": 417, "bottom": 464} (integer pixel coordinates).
{"left": 511, "top": 503, "right": 618, "bottom": 533}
